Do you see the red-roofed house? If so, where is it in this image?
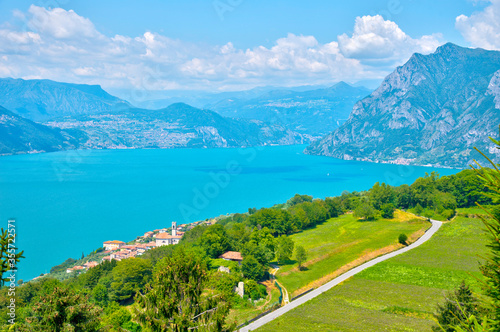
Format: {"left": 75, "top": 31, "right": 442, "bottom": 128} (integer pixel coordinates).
{"left": 66, "top": 265, "right": 85, "bottom": 273}
{"left": 219, "top": 251, "right": 243, "bottom": 262}
{"left": 84, "top": 261, "right": 99, "bottom": 269}
{"left": 146, "top": 241, "right": 157, "bottom": 249}
{"left": 103, "top": 240, "right": 125, "bottom": 251}
{"left": 156, "top": 232, "right": 182, "bottom": 246}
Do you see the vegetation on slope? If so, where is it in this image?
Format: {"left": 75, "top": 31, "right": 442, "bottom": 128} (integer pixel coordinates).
{"left": 256, "top": 211, "right": 489, "bottom": 332}
{"left": 0, "top": 164, "right": 494, "bottom": 330}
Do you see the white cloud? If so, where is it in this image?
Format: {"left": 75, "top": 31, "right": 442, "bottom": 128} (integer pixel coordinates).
{"left": 456, "top": 0, "right": 500, "bottom": 50}
{"left": 0, "top": 7, "right": 443, "bottom": 96}
{"left": 338, "top": 15, "right": 441, "bottom": 62}
{"left": 27, "top": 5, "right": 102, "bottom": 40}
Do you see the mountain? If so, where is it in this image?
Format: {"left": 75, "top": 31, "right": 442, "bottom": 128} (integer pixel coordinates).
{"left": 205, "top": 82, "right": 371, "bottom": 138}
{"left": 46, "top": 103, "right": 306, "bottom": 149}
{"left": 118, "top": 84, "right": 332, "bottom": 110}
{"left": 306, "top": 43, "right": 500, "bottom": 168}
{"left": 0, "top": 106, "right": 85, "bottom": 155}
{"left": 0, "top": 78, "right": 130, "bottom": 121}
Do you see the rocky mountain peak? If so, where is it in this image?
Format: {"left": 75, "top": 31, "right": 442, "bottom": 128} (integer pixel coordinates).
{"left": 305, "top": 44, "right": 500, "bottom": 168}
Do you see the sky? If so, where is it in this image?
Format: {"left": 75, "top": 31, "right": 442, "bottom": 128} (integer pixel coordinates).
{"left": 0, "top": 0, "right": 499, "bottom": 97}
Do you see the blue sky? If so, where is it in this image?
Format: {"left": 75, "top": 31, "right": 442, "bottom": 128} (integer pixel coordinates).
{"left": 0, "top": 0, "right": 498, "bottom": 95}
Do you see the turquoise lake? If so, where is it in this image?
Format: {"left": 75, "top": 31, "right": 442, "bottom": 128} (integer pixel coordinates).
{"left": 0, "top": 145, "right": 460, "bottom": 280}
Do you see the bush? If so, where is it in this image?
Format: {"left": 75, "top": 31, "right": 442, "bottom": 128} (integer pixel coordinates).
{"left": 381, "top": 203, "right": 395, "bottom": 219}
{"left": 241, "top": 255, "right": 265, "bottom": 281}
{"left": 398, "top": 234, "right": 408, "bottom": 245}
{"left": 354, "top": 203, "right": 377, "bottom": 221}
{"left": 432, "top": 282, "right": 479, "bottom": 332}
{"left": 245, "top": 280, "right": 267, "bottom": 301}
{"left": 441, "top": 209, "right": 456, "bottom": 220}
{"left": 414, "top": 204, "right": 424, "bottom": 215}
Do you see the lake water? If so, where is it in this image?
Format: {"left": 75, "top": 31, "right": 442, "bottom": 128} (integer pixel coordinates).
{"left": 0, "top": 145, "right": 460, "bottom": 280}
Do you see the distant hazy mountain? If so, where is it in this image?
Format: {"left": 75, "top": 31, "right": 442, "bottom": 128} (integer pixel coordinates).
{"left": 0, "top": 78, "right": 130, "bottom": 121}
{"left": 205, "top": 82, "right": 371, "bottom": 137}
{"left": 117, "top": 84, "right": 333, "bottom": 110}
{"left": 0, "top": 106, "right": 84, "bottom": 155}
{"left": 46, "top": 103, "right": 306, "bottom": 149}
{"left": 306, "top": 43, "right": 500, "bottom": 168}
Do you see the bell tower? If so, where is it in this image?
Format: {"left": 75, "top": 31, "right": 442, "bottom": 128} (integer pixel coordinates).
{"left": 172, "top": 221, "right": 177, "bottom": 236}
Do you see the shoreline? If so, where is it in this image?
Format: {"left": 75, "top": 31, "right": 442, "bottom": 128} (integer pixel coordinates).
{"left": 1, "top": 145, "right": 466, "bottom": 170}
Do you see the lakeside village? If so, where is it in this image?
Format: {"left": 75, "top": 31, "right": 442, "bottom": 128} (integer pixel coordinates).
{"left": 62, "top": 217, "right": 243, "bottom": 275}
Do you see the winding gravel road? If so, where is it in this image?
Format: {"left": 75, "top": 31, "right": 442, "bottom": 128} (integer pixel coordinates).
{"left": 239, "top": 219, "right": 443, "bottom": 332}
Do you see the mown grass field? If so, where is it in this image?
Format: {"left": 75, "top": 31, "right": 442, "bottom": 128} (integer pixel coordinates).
{"left": 257, "top": 210, "right": 489, "bottom": 332}
{"left": 276, "top": 211, "right": 429, "bottom": 296}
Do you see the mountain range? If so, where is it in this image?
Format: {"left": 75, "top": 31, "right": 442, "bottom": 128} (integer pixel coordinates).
{"left": 306, "top": 43, "right": 500, "bottom": 168}
{"left": 205, "top": 82, "right": 371, "bottom": 137}
{"left": 46, "top": 103, "right": 305, "bottom": 150}
{"left": 0, "top": 106, "right": 84, "bottom": 155}
{"left": 0, "top": 78, "right": 130, "bottom": 122}
{"left": 2, "top": 43, "right": 500, "bottom": 165}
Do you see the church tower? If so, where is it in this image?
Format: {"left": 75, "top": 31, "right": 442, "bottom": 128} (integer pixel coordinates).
{"left": 172, "top": 221, "right": 177, "bottom": 237}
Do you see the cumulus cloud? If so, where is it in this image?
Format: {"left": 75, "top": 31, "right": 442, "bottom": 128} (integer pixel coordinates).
{"left": 27, "top": 5, "right": 102, "bottom": 40}
{"left": 338, "top": 15, "right": 441, "bottom": 62}
{"left": 456, "top": 0, "right": 500, "bottom": 50}
{"left": 0, "top": 7, "right": 443, "bottom": 97}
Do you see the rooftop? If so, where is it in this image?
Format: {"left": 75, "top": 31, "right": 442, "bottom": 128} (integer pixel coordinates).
{"left": 219, "top": 251, "right": 243, "bottom": 261}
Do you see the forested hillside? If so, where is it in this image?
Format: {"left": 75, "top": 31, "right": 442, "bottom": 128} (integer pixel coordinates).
{"left": 0, "top": 168, "right": 493, "bottom": 331}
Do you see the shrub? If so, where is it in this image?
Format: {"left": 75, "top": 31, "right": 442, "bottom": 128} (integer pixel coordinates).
{"left": 245, "top": 280, "right": 267, "bottom": 301}
{"left": 241, "top": 255, "right": 265, "bottom": 281}
{"left": 354, "top": 203, "right": 377, "bottom": 221}
{"left": 432, "top": 282, "right": 479, "bottom": 332}
{"left": 398, "top": 234, "right": 408, "bottom": 245}
{"left": 381, "top": 203, "right": 395, "bottom": 219}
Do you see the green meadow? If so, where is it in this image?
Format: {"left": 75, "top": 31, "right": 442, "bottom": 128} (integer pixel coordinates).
{"left": 276, "top": 211, "right": 429, "bottom": 296}
{"left": 258, "top": 210, "right": 489, "bottom": 332}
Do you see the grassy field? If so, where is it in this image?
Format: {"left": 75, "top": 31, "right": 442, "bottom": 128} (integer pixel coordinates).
{"left": 257, "top": 210, "right": 489, "bottom": 332}
{"left": 276, "top": 211, "right": 430, "bottom": 296}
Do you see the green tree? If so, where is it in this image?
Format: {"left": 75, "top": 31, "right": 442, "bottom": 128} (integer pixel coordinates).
{"left": 134, "top": 248, "right": 233, "bottom": 331}
{"left": 275, "top": 235, "right": 294, "bottom": 264}
{"left": 19, "top": 286, "right": 102, "bottom": 331}
{"left": 241, "top": 255, "right": 265, "bottom": 281}
{"left": 295, "top": 245, "right": 308, "bottom": 270}
{"left": 414, "top": 203, "right": 424, "bottom": 216}
{"left": 395, "top": 184, "right": 412, "bottom": 209}
{"left": 242, "top": 240, "right": 274, "bottom": 267}
{"left": 140, "top": 244, "right": 175, "bottom": 267}
{"left": 369, "top": 182, "right": 395, "bottom": 210}
{"left": 226, "top": 223, "right": 251, "bottom": 251}
{"left": 91, "top": 284, "right": 109, "bottom": 307}
{"left": 354, "top": 202, "right": 377, "bottom": 221}
{"left": 286, "top": 194, "right": 313, "bottom": 207}
{"left": 110, "top": 258, "right": 152, "bottom": 302}
{"left": 472, "top": 127, "right": 500, "bottom": 329}
{"left": 180, "top": 224, "right": 207, "bottom": 245}
{"left": 432, "top": 282, "right": 480, "bottom": 332}
{"left": 102, "top": 306, "right": 135, "bottom": 331}
{"left": 0, "top": 227, "right": 24, "bottom": 285}
{"left": 324, "top": 197, "right": 342, "bottom": 218}
{"left": 244, "top": 280, "right": 267, "bottom": 301}
{"left": 248, "top": 208, "right": 296, "bottom": 235}
{"left": 398, "top": 233, "right": 408, "bottom": 245}
{"left": 199, "top": 224, "right": 230, "bottom": 258}
{"left": 381, "top": 203, "right": 396, "bottom": 219}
